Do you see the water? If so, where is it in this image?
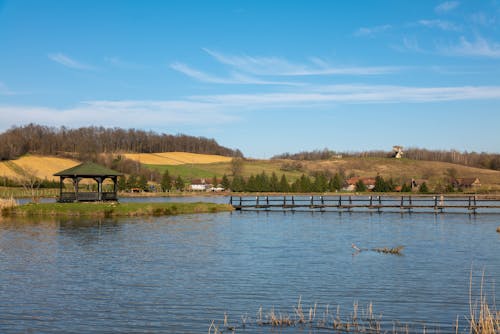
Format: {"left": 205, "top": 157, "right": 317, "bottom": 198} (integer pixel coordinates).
{"left": 1, "top": 203, "right": 499, "bottom": 333}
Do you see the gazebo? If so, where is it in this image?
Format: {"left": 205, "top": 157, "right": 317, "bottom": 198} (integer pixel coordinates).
{"left": 54, "top": 162, "right": 123, "bottom": 202}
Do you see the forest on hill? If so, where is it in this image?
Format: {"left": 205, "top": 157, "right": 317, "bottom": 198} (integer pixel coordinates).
{"left": 273, "top": 148, "right": 500, "bottom": 171}
{"left": 0, "top": 124, "right": 243, "bottom": 161}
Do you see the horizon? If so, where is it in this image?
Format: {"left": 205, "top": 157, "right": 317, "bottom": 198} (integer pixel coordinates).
{"left": 1, "top": 1, "right": 500, "bottom": 158}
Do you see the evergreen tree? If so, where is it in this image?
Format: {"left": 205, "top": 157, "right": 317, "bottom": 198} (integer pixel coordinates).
{"left": 401, "top": 183, "right": 412, "bottom": 192}
{"left": 126, "top": 174, "right": 138, "bottom": 189}
{"left": 212, "top": 175, "right": 218, "bottom": 187}
{"left": 255, "top": 172, "right": 270, "bottom": 192}
{"left": 118, "top": 175, "right": 127, "bottom": 191}
{"left": 246, "top": 175, "right": 257, "bottom": 192}
{"left": 419, "top": 182, "right": 429, "bottom": 193}
{"left": 299, "top": 174, "right": 312, "bottom": 192}
{"left": 279, "top": 174, "right": 290, "bottom": 193}
{"left": 313, "top": 172, "right": 329, "bottom": 192}
{"left": 161, "top": 170, "right": 172, "bottom": 192}
{"left": 269, "top": 172, "right": 279, "bottom": 192}
{"left": 355, "top": 179, "right": 367, "bottom": 192}
{"left": 329, "top": 173, "right": 343, "bottom": 192}
{"left": 221, "top": 174, "right": 230, "bottom": 190}
{"left": 174, "top": 176, "right": 184, "bottom": 191}
{"left": 138, "top": 174, "right": 148, "bottom": 191}
{"left": 373, "top": 175, "right": 388, "bottom": 192}
{"left": 230, "top": 175, "right": 245, "bottom": 192}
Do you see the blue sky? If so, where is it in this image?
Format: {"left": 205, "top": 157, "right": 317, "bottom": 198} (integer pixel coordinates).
{"left": 1, "top": 0, "right": 500, "bottom": 157}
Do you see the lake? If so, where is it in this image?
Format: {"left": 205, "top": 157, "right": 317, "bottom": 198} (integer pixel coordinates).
{"left": 1, "top": 197, "right": 499, "bottom": 333}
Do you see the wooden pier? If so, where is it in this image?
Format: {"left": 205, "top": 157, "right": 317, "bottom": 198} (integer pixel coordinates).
{"left": 229, "top": 195, "right": 500, "bottom": 214}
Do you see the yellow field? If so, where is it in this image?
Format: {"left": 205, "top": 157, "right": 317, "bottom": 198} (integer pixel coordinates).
{"left": 123, "top": 152, "right": 233, "bottom": 165}
{"left": 0, "top": 162, "right": 19, "bottom": 179}
{"left": 0, "top": 155, "right": 80, "bottom": 181}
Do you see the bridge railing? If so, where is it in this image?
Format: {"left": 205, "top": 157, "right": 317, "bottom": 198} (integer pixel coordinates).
{"left": 229, "top": 195, "right": 500, "bottom": 213}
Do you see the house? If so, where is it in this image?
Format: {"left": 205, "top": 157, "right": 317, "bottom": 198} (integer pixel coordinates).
{"left": 392, "top": 145, "right": 404, "bottom": 159}
{"left": 189, "top": 178, "right": 212, "bottom": 191}
{"left": 208, "top": 185, "right": 225, "bottom": 192}
{"left": 451, "top": 177, "right": 481, "bottom": 189}
{"left": 343, "top": 177, "right": 376, "bottom": 191}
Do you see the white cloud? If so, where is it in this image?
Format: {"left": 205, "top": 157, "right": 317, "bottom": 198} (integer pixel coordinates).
{"left": 469, "top": 12, "right": 496, "bottom": 27}
{"left": 104, "top": 57, "right": 145, "bottom": 69}
{"left": 3, "top": 84, "right": 500, "bottom": 131}
{"left": 354, "top": 24, "right": 392, "bottom": 37}
{"left": 0, "top": 100, "right": 237, "bottom": 132}
{"left": 441, "top": 36, "right": 500, "bottom": 58}
{"left": 170, "top": 62, "right": 300, "bottom": 85}
{"left": 418, "top": 19, "right": 460, "bottom": 31}
{"left": 193, "top": 85, "right": 500, "bottom": 106}
{"left": 435, "top": 1, "right": 459, "bottom": 13}
{"left": 202, "top": 48, "right": 397, "bottom": 76}
{"left": 48, "top": 53, "right": 95, "bottom": 70}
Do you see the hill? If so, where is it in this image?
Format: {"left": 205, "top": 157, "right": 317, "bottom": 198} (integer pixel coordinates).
{"left": 2, "top": 154, "right": 500, "bottom": 193}
{"left": 0, "top": 124, "right": 242, "bottom": 161}
{"left": 0, "top": 155, "right": 80, "bottom": 182}
{"left": 144, "top": 156, "right": 500, "bottom": 192}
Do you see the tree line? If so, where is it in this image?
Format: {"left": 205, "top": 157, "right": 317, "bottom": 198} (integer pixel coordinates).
{"left": 272, "top": 148, "right": 500, "bottom": 171}
{"left": 0, "top": 124, "right": 243, "bottom": 161}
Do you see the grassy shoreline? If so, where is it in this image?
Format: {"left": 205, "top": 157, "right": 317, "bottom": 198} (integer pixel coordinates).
{"left": 1, "top": 202, "right": 233, "bottom": 218}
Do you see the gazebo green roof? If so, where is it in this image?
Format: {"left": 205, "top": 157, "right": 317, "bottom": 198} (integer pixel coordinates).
{"left": 54, "top": 162, "right": 123, "bottom": 177}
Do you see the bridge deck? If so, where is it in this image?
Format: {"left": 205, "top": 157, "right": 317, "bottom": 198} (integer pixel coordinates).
{"left": 229, "top": 195, "right": 500, "bottom": 214}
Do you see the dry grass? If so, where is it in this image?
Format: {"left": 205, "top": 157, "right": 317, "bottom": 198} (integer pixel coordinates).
{"left": 3, "top": 155, "right": 79, "bottom": 181}
{"left": 304, "top": 157, "right": 500, "bottom": 188}
{"left": 373, "top": 245, "right": 405, "bottom": 255}
{"left": 0, "top": 197, "right": 18, "bottom": 216}
{"left": 468, "top": 271, "right": 500, "bottom": 334}
{"left": 211, "top": 281, "right": 499, "bottom": 333}
{"left": 123, "top": 152, "right": 232, "bottom": 165}
{"left": 0, "top": 161, "right": 20, "bottom": 179}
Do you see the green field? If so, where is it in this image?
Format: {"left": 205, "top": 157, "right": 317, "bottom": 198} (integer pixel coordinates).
{"left": 146, "top": 159, "right": 305, "bottom": 181}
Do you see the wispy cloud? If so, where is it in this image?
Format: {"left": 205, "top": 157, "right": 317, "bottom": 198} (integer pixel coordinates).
{"left": 418, "top": 19, "right": 460, "bottom": 31}
{"left": 48, "top": 53, "right": 95, "bottom": 70}
{"left": 392, "top": 37, "right": 424, "bottom": 53}
{"left": 170, "top": 62, "right": 300, "bottom": 85}
{"left": 203, "top": 48, "right": 397, "bottom": 76}
{"left": 441, "top": 36, "right": 500, "bottom": 58}
{"left": 354, "top": 24, "right": 392, "bottom": 37}
{"left": 0, "top": 100, "right": 237, "bottom": 132}
{"left": 469, "top": 12, "right": 496, "bottom": 27}
{"left": 435, "top": 1, "right": 459, "bottom": 14}
{"left": 193, "top": 85, "right": 500, "bottom": 106}
{"left": 104, "top": 57, "right": 146, "bottom": 69}
{"left": 3, "top": 84, "right": 500, "bottom": 131}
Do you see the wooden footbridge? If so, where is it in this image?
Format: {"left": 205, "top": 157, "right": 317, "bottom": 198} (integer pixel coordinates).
{"left": 229, "top": 195, "right": 500, "bottom": 214}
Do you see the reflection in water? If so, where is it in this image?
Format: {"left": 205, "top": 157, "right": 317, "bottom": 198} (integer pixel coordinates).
{"left": 0, "top": 211, "right": 499, "bottom": 333}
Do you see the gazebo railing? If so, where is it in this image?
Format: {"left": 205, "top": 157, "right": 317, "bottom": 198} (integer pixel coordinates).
{"left": 59, "top": 192, "right": 118, "bottom": 202}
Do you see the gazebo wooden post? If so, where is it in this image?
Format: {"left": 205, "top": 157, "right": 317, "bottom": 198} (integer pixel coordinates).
{"left": 96, "top": 177, "right": 103, "bottom": 201}
{"left": 73, "top": 177, "right": 80, "bottom": 202}
{"left": 59, "top": 176, "right": 64, "bottom": 201}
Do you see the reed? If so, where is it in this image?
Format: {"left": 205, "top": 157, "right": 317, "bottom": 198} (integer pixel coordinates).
{"left": 372, "top": 245, "right": 405, "bottom": 255}
{"left": 0, "top": 196, "right": 18, "bottom": 216}
{"left": 468, "top": 271, "right": 499, "bottom": 334}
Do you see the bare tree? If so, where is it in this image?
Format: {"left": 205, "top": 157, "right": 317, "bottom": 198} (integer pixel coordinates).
{"left": 231, "top": 158, "right": 244, "bottom": 177}
{"left": 16, "top": 166, "right": 41, "bottom": 203}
